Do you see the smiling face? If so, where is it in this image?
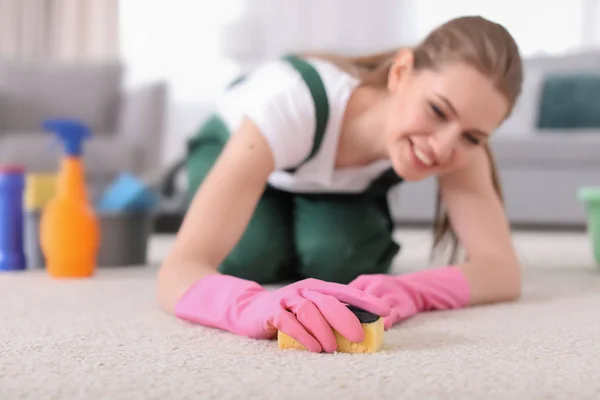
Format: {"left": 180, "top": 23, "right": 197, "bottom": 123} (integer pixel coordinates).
{"left": 383, "top": 50, "right": 509, "bottom": 181}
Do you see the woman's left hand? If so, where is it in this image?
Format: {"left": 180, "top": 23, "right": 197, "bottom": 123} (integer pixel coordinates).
{"left": 348, "top": 266, "right": 471, "bottom": 329}
{"left": 348, "top": 274, "right": 418, "bottom": 329}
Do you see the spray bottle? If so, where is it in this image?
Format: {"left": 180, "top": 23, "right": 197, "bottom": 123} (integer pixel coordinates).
{"left": 40, "top": 119, "right": 100, "bottom": 278}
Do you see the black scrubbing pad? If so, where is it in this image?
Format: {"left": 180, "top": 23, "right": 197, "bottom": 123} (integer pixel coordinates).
{"left": 346, "top": 304, "right": 380, "bottom": 324}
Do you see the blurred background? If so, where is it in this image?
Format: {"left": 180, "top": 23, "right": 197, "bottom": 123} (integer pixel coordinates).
{"left": 1, "top": 0, "right": 599, "bottom": 231}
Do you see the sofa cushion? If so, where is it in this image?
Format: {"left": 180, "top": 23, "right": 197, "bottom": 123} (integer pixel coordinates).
{"left": 0, "top": 60, "right": 122, "bottom": 134}
{"left": 490, "top": 132, "right": 600, "bottom": 167}
{"left": 537, "top": 73, "right": 600, "bottom": 129}
{"left": 496, "top": 51, "right": 600, "bottom": 136}
{"left": 0, "top": 132, "right": 139, "bottom": 178}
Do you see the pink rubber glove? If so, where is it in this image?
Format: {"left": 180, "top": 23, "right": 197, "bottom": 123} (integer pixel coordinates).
{"left": 348, "top": 266, "right": 470, "bottom": 329}
{"left": 175, "top": 274, "right": 392, "bottom": 353}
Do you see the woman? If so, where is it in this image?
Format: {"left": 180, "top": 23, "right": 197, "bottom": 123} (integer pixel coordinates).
{"left": 156, "top": 15, "right": 523, "bottom": 353}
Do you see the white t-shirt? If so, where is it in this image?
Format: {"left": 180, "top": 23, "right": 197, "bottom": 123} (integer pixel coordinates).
{"left": 215, "top": 57, "right": 394, "bottom": 194}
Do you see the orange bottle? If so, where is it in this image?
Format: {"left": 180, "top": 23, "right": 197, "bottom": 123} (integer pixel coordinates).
{"left": 40, "top": 119, "right": 100, "bottom": 278}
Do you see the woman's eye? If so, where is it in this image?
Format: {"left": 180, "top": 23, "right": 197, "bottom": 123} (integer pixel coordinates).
{"left": 430, "top": 103, "right": 446, "bottom": 120}
{"left": 464, "top": 133, "right": 480, "bottom": 145}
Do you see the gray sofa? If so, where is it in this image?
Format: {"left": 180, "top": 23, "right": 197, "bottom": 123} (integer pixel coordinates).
{"left": 391, "top": 51, "right": 600, "bottom": 229}
{"left": 0, "top": 58, "right": 167, "bottom": 198}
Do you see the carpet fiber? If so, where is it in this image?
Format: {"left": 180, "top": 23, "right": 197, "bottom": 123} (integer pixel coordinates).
{"left": 2, "top": 231, "right": 600, "bottom": 399}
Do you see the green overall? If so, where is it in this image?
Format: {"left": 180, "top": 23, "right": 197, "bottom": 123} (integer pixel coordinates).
{"left": 185, "top": 55, "right": 403, "bottom": 284}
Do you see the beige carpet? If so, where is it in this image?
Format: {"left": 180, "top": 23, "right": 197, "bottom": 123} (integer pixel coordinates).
{"left": 2, "top": 230, "right": 600, "bottom": 400}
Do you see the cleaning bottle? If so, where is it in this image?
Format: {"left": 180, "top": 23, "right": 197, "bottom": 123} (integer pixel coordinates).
{"left": 40, "top": 119, "right": 100, "bottom": 278}
{"left": 0, "top": 165, "right": 26, "bottom": 271}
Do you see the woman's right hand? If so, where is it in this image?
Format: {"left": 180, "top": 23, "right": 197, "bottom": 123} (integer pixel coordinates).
{"left": 175, "top": 274, "right": 392, "bottom": 353}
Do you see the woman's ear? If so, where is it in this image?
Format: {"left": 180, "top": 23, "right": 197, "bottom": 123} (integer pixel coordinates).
{"left": 387, "top": 48, "right": 414, "bottom": 92}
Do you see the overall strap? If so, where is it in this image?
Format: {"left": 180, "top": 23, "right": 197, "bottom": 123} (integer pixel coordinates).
{"left": 225, "top": 56, "right": 400, "bottom": 195}
{"left": 282, "top": 55, "right": 403, "bottom": 194}
{"left": 365, "top": 168, "right": 404, "bottom": 198}
{"left": 227, "top": 54, "right": 329, "bottom": 172}
{"left": 226, "top": 55, "right": 329, "bottom": 173}
{"left": 281, "top": 54, "right": 329, "bottom": 173}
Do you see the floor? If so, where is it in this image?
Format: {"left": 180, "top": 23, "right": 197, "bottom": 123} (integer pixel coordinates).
{"left": 2, "top": 229, "right": 600, "bottom": 400}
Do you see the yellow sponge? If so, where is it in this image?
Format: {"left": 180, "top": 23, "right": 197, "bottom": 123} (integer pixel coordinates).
{"left": 277, "top": 305, "right": 384, "bottom": 353}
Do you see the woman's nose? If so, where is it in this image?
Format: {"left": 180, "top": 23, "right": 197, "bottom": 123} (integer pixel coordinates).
{"left": 429, "top": 129, "right": 459, "bottom": 164}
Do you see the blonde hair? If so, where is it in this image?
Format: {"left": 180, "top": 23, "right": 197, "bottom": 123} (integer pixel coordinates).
{"left": 302, "top": 15, "right": 523, "bottom": 263}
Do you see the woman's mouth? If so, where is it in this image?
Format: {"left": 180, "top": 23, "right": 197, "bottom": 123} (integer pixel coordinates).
{"left": 408, "top": 140, "right": 436, "bottom": 170}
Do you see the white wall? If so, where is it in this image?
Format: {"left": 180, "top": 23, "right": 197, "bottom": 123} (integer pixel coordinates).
{"left": 244, "top": 0, "right": 415, "bottom": 57}
{"left": 118, "top": 0, "right": 245, "bottom": 166}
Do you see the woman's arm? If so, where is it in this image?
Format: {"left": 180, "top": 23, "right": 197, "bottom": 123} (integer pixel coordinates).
{"left": 348, "top": 147, "right": 519, "bottom": 328}
{"left": 438, "top": 147, "right": 522, "bottom": 306}
{"left": 156, "top": 117, "right": 276, "bottom": 313}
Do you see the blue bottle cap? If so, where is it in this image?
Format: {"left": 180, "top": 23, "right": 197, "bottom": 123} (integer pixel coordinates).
{"left": 43, "top": 119, "right": 91, "bottom": 157}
